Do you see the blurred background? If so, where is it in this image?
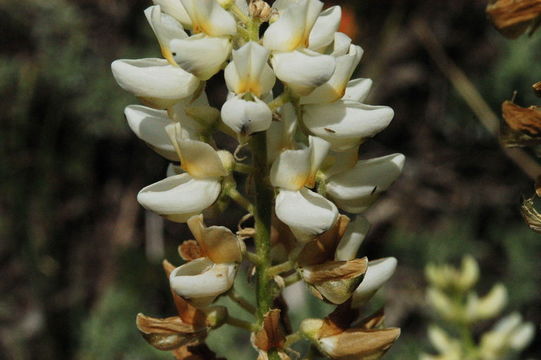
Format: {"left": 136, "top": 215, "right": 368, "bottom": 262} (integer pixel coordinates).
{"left": 0, "top": 0, "right": 540, "bottom": 359}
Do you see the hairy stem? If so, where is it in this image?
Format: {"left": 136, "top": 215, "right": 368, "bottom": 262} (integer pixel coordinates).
{"left": 251, "top": 132, "right": 275, "bottom": 322}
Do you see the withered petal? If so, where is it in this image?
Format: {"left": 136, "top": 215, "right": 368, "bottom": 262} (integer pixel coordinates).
{"left": 521, "top": 196, "right": 541, "bottom": 233}
{"left": 487, "top": 0, "right": 541, "bottom": 38}
{"left": 179, "top": 240, "right": 205, "bottom": 261}
{"left": 254, "top": 309, "right": 287, "bottom": 352}
{"left": 320, "top": 327, "right": 400, "bottom": 359}
{"left": 502, "top": 100, "right": 541, "bottom": 136}
{"left": 136, "top": 313, "right": 198, "bottom": 334}
{"left": 136, "top": 313, "right": 206, "bottom": 351}
{"left": 302, "top": 258, "right": 368, "bottom": 284}
{"left": 297, "top": 215, "right": 351, "bottom": 266}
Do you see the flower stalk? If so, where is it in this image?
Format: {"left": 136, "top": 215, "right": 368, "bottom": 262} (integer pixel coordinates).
{"left": 251, "top": 131, "right": 275, "bottom": 322}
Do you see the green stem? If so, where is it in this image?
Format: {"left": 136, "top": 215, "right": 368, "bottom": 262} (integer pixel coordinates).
{"left": 247, "top": 19, "right": 261, "bottom": 41}
{"left": 267, "top": 260, "right": 294, "bottom": 277}
{"left": 229, "top": 4, "right": 252, "bottom": 24}
{"left": 283, "top": 272, "right": 301, "bottom": 287}
{"left": 251, "top": 132, "right": 275, "bottom": 322}
{"left": 267, "top": 92, "right": 290, "bottom": 111}
{"left": 245, "top": 251, "right": 262, "bottom": 265}
{"left": 285, "top": 332, "right": 302, "bottom": 347}
{"left": 226, "top": 315, "right": 258, "bottom": 332}
{"left": 227, "top": 186, "right": 254, "bottom": 213}
{"left": 234, "top": 162, "right": 254, "bottom": 174}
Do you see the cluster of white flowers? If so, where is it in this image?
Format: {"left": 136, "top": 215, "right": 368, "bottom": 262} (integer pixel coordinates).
{"left": 422, "top": 256, "right": 534, "bottom": 360}
{"left": 112, "top": 0, "right": 404, "bottom": 358}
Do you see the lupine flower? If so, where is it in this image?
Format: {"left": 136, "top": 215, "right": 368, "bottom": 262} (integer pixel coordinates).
{"left": 271, "top": 136, "right": 337, "bottom": 242}
{"left": 299, "top": 305, "right": 400, "bottom": 360}
{"left": 137, "top": 124, "right": 231, "bottom": 222}
{"left": 264, "top": 0, "right": 339, "bottom": 95}
{"left": 222, "top": 42, "right": 275, "bottom": 135}
{"left": 136, "top": 260, "right": 227, "bottom": 354}
{"left": 169, "top": 214, "right": 243, "bottom": 306}
{"left": 112, "top": 0, "right": 405, "bottom": 357}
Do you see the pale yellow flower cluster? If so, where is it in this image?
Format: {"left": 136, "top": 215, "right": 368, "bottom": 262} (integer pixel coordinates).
{"left": 422, "top": 256, "right": 534, "bottom": 360}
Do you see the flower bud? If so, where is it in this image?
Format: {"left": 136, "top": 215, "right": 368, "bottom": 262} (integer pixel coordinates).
{"left": 203, "top": 306, "right": 228, "bottom": 329}
{"left": 249, "top": 0, "right": 272, "bottom": 21}
{"left": 221, "top": 95, "right": 273, "bottom": 135}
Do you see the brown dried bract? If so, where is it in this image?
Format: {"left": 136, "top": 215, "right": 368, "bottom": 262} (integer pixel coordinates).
{"left": 136, "top": 313, "right": 205, "bottom": 351}
{"left": 357, "top": 308, "right": 386, "bottom": 330}
{"left": 249, "top": 0, "right": 272, "bottom": 22}
{"left": 302, "top": 258, "right": 368, "bottom": 284}
{"left": 253, "top": 309, "right": 286, "bottom": 351}
{"left": 533, "top": 81, "right": 541, "bottom": 97}
{"left": 520, "top": 196, "right": 541, "bottom": 233}
{"left": 487, "top": 0, "right": 541, "bottom": 38}
{"left": 136, "top": 313, "right": 199, "bottom": 335}
{"left": 179, "top": 240, "right": 204, "bottom": 261}
{"left": 502, "top": 100, "right": 541, "bottom": 135}
{"left": 297, "top": 215, "right": 351, "bottom": 266}
{"left": 323, "top": 327, "right": 401, "bottom": 359}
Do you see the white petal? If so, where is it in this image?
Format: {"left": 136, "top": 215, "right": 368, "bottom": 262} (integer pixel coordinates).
{"left": 300, "top": 45, "right": 363, "bottom": 104}
{"left": 326, "top": 153, "right": 405, "bottom": 213}
{"left": 307, "top": 136, "right": 331, "bottom": 186}
{"left": 270, "top": 146, "right": 311, "bottom": 191}
{"left": 352, "top": 257, "right": 397, "bottom": 307}
{"left": 124, "top": 105, "right": 177, "bottom": 161}
{"left": 474, "top": 284, "right": 507, "bottom": 320}
{"left": 170, "top": 34, "right": 231, "bottom": 80}
{"left": 221, "top": 95, "right": 272, "bottom": 135}
{"left": 137, "top": 173, "right": 221, "bottom": 222}
{"left": 180, "top": 0, "right": 237, "bottom": 36}
{"left": 331, "top": 32, "right": 352, "bottom": 56}
{"left": 153, "top": 0, "right": 192, "bottom": 27}
{"left": 508, "top": 323, "right": 535, "bottom": 350}
{"left": 335, "top": 215, "right": 370, "bottom": 261}
{"left": 308, "top": 6, "right": 341, "bottom": 51}
{"left": 263, "top": 0, "right": 323, "bottom": 51}
{"left": 321, "top": 147, "right": 359, "bottom": 177}
{"left": 493, "top": 313, "right": 522, "bottom": 334}
{"left": 271, "top": 49, "right": 336, "bottom": 96}
{"left": 170, "top": 258, "right": 237, "bottom": 306}
{"left": 145, "top": 5, "right": 188, "bottom": 64}
{"left": 224, "top": 41, "right": 275, "bottom": 97}
{"left": 166, "top": 123, "right": 227, "bottom": 178}
{"left": 266, "top": 103, "right": 298, "bottom": 163}
{"left": 180, "top": 140, "right": 227, "bottom": 178}
{"left": 170, "top": 91, "right": 219, "bottom": 135}
{"left": 303, "top": 100, "right": 394, "bottom": 151}
{"left": 111, "top": 58, "right": 199, "bottom": 108}
{"left": 166, "top": 163, "right": 183, "bottom": 177}
{"left": 275, "top": 188, "right": 338, "bottom": 243}
{"left": 343, "top": 78, "right": 373, "bottom": 102}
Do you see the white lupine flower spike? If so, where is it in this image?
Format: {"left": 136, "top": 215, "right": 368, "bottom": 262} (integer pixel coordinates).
{"left": 113, "top": 1, "right": 406, "bottom": 357}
